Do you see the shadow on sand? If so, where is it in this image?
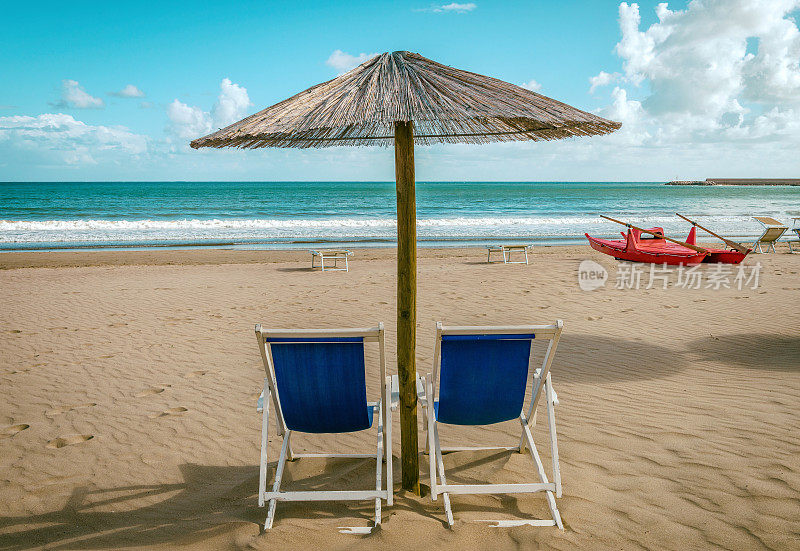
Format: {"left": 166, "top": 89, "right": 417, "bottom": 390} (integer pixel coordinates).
{"left": 275, "top": 266, "right": 318, "bottom": 273}
{"left": 688, "top": 333, "right": 800, "bottom": 371}
{"left": 0, "top": 449, "right": 574, "bottom": 549}
{"left": 0, "top": 461, "right": 383, "bottom": 550}
{"left": 550, "top": 333, "right": 689, "bottom": 384}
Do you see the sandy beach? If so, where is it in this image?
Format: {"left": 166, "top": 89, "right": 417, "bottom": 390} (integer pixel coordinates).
{"left": 1, "top": 245, "right": 799, "bottom": 550}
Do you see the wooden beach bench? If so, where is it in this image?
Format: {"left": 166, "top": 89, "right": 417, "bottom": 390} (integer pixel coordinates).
{"left": 486, "top": 244, "right": 532, "bottom": 264}
{"left": 309, "top": 249, "right": 353, "bottom": 271}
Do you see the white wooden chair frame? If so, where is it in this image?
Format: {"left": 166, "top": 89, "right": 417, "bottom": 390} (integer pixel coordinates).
{"left": 486, "top": 244, "right": 531, "bottom": 264}
{"left": 310, "top": 249, "right": 353, "bottom": 271}
{"left": 255, "top": 324, "right": 394, "bottom": 530}
{"left": 419, "top": 320, "right": 564, "bottom": 529}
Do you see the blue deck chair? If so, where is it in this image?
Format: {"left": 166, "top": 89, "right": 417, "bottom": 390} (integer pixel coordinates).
{"left": 254, "top": 324, "right": 394, "bottom": 531}
{"left": 418, "top": 320, "right": 564, "bottom": 528}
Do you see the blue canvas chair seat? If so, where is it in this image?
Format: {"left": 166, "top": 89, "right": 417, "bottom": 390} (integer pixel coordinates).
{"left": 420, "top": 321, "right": 564, "bottom": 529}
{"left": 268, "top": 337, "right": 373, "bottom": 433}
{"left": 435, "top": 334, "right": 534, "bottom": 425}
{"left": 255, "top": 325, "right": 394, "bottom": 531}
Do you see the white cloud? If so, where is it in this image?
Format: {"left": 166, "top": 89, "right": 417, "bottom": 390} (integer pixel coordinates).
{"left": 56, "top": 80, "right": 104, "bottom": 109}
{"left": 110, "top": 84, "right": 145, "bottom": 98}
{"left": 167, "top": 78, "right": 252, "bottom": 143}
{"left": 594, "top": 0, "right": 800, "bottom": 147}
{"left": 0, "top": 113, "right": 147, "bottom": 166}
{"left": 211, "top": 78, "right": 252, "bottom": 128}
{"left": 167, "top": 99, "right": 211, "bottom": 140}
{"left": 325, "top": 50, "right": 379, "bottom": 74}
{"left": 588, "top": 71, "right": 619, "bottom": 93}
{"left": 424, "top": 2, "right": 477, "bottom": 13}
{"left": 520, "top": 79, "right": 542, "bottom": 92}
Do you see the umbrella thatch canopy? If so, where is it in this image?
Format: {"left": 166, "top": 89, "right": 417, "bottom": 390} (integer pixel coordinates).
{"left": 191, "top": 51, "right": 620, "bottom": 494}
{"left": 190, "top": 51, "right": 619, "bottom": 150}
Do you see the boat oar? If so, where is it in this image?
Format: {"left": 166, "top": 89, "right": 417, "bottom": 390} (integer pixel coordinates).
{"left": 599, "top": 215, "right": 709, "bottom": 254}
{"left": 675, "top": 213, "right": 750, "bottom": 254}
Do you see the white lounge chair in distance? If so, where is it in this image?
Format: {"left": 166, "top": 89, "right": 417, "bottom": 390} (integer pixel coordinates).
{"left": 752, "top": 217, "right": 788, "bottom": 253}
{"left": 310, "top": 249, "right": 353, "bottom": 271}
{"left": 254, "top": 323, "right": 394, "bottom": 531}
{"left": 486, "top": 244, "right": 532, "bottom": 264}
{"left": 786, "top": 218, "right": 800, "bottom": 253}
{"left": 419, "top": 320, "right": 564, "bottom": 528}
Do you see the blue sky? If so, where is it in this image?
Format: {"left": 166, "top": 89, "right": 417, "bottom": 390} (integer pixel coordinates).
{"left": 2, "top": 0, "right": 799, "bottom": 181}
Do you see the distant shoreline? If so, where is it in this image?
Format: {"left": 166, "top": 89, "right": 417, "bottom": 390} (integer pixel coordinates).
{"left": 666, "top": 178, "right": 800, "bottom": 186}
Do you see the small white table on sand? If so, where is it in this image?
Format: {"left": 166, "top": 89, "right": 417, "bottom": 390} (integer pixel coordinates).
{"left": 310, "top": 249, "right": 353, "bottom": 271}
{"left": 486, "top": 244, "right": 532, "bottom": 265}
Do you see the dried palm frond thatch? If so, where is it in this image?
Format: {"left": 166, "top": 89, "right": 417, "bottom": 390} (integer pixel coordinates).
{"left": 190, "top": 51, "right": 620, "bottom": 149}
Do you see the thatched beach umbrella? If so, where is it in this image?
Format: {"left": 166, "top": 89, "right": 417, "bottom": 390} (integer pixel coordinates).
{"left": 191, "top": 51, "right": 620, "bottom": 493}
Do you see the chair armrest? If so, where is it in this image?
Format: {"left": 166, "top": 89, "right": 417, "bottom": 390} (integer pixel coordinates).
{"left": 533, "top": 369, "right": 559, "bottom": 405}
{"left": 390, "top": 374, "right": 399, "bottom": 411}
{"left": 416, "top": 374, "right": 427, "bottom": 403}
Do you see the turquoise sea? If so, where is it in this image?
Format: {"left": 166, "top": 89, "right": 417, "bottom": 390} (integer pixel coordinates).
{"left": 0, "top": 181, "right": 798, "bottom": 250}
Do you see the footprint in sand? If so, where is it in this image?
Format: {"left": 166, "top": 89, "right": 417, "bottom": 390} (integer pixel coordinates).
{"left": 46, "top": 434, "right": 93, "bottom": 449}
{"left": 46, "top": 403, "right": 97, "bottom": 418}
{"left": 150, "top": 407, "right": 188, "bottom": 419}
{"left": 134, "top": 387, "right": 166, "bottom": 398}
{"left": 184, "top": 370, "right": 208, "bottom": 378}
{"left": 1, "top": 424, "right": 30, "bottom": 439}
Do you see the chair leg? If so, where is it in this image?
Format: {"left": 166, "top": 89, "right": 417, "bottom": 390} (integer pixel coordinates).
{"left": 544, "top": 375, "right": 561, "bottom": 498}
{"left": 258, "top": 382, "right": 270, "bottom": 507}
{"left": 433, "top": 424, "right": 454, "bottom": 526}
{"left": 265, "top": 430, "right": 292, "bottom": 529}
{"left": 384, "top": 378, "right": 394, "bottom": 506}
{"left": 374, "top": 402, "right": 383, "bottom": 526}
{"left": 427, "top": 378, "right": 437, "bottom": 501}
{"left": 520, "top": 419, "right": 563, "bottom": 530}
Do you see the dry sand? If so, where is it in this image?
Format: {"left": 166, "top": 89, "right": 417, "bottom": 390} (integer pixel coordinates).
{"left": 1, "top": 246, "right": 799, "bottom": 550}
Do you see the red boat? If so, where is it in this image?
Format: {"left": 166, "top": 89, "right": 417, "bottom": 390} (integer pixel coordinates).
{"left": 585, "top": 226, "right": 708, "bottom": 265}
{"left": 684, "top": 225, "right": 749, "bottom": 264}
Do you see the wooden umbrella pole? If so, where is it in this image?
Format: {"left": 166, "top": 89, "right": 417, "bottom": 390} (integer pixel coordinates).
{"left": 394, "top": 120, "right": 420, "bottom": 494}
{"left": 600, "top": 215, "right": 709, "bottom": 254}
{"left": 675, "top": 213, "right": 749, "bottom": 253}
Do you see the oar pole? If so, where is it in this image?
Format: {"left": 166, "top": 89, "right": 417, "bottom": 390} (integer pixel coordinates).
{"left": 675, "top": 213, "right": 749, "bottom": 253}
{"left": 600, "top": 215, "right": 709, "bottom": 254}
{"left": 394, "top": 120, "right": 420, "bottom": 494}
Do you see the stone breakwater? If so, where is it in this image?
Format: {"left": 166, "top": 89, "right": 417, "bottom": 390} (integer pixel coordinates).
{"left": 667, "top": 178, "right": 800, "bottom": 185}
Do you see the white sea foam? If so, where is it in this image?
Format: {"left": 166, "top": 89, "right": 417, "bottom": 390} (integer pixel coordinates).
{"left": 0, "top": 214, "right": 761, "bottom": 245}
